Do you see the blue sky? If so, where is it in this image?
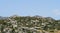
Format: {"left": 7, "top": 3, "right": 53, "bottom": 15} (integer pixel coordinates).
{"left": 0, "top": 0, "right": 60, "bottom": 20}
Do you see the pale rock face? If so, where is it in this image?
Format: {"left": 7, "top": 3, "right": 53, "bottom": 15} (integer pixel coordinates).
{"left": 13, "top": 24, "right": 17, "bottom": 28}
{"left": 45, "top": 32, "right": 49, "bottom": 33}
{"left": 3, "top": 29, "right": 6, "bottom": 31}
{"left": 35, "top": 20, "right": 39, "bottom": 22}
{"left": 0, "top": 31, "right": 1, "bottom": 33}
{"left": 10, "top": 15, "right": 19, "bottom": 18}
{"left": 33, "top": 32, "right": 36, "bottom": 33}
{"left": 15, "top": 30, "right": 18, "bottom": 32}
{"left": 42, "top": 23, "right": 45, "bottom": 25}
{"left": 26, "top": 24, "right": 28, "bottom": 25}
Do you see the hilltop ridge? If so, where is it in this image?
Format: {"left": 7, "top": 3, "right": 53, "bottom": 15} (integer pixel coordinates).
{"left": 0, "top": 15, "right": 60, "bottom": 33}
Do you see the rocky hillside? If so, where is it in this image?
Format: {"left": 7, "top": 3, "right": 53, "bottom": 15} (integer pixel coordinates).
{"left": 0, "top": 15, "right": 60, "bottom": 33}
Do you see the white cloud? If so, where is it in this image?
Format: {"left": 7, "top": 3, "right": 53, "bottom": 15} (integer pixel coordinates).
{"left": 53, "top": 9, "right": 60, "bottom": 16}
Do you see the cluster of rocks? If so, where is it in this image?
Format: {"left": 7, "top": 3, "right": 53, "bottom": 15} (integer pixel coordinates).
{"left": 0, "top": 15, "right": 60, "bottom": 33}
